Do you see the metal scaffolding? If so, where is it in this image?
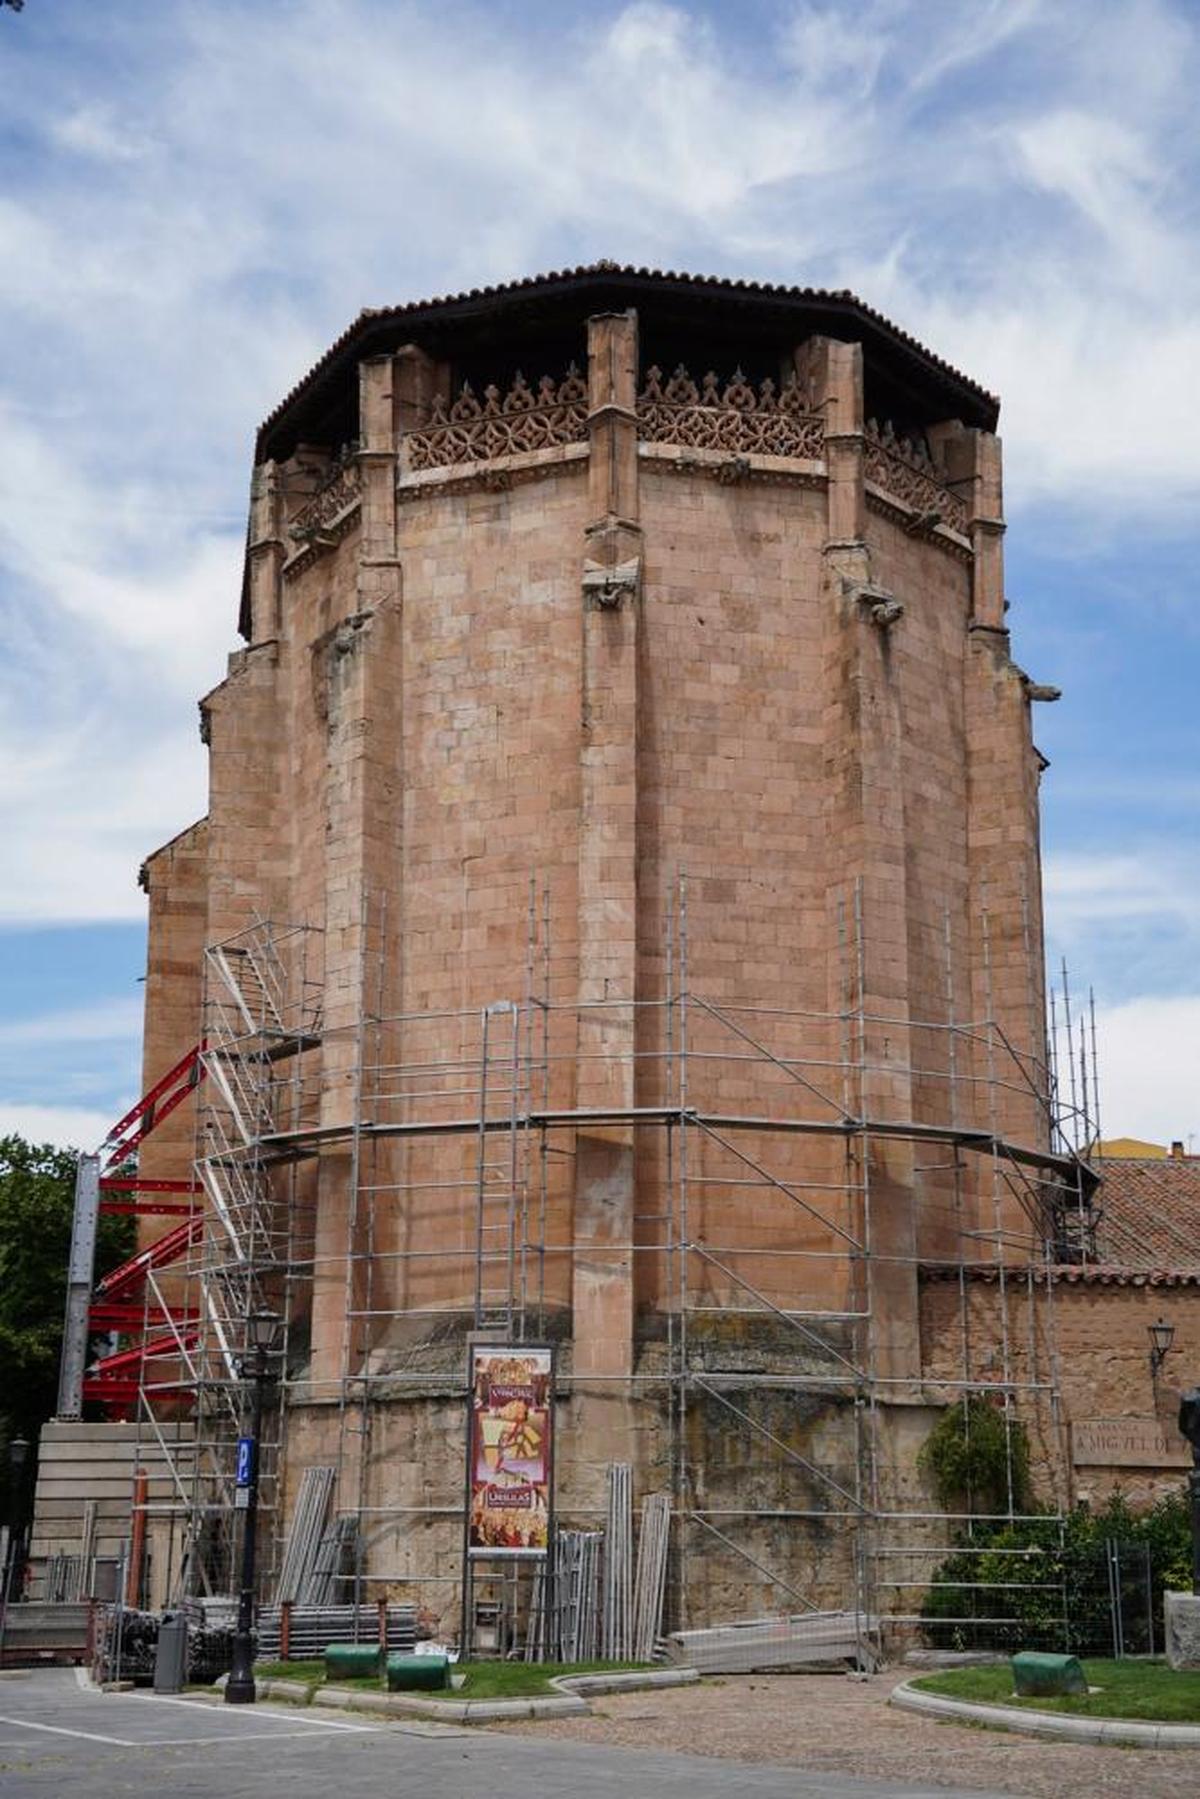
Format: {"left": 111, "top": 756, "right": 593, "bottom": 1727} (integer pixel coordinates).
{"left": 127, "top": 877, "right": 1097, "bottom": 1650}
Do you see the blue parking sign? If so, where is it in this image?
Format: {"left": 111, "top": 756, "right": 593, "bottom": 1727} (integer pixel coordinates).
{"left": 236, "top": 1436, "right": 255, "bottom": 1488}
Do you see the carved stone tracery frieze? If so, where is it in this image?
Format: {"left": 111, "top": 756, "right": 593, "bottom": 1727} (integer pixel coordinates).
{"left": 288, "top": 447, "right": 362, "bottom": 543}
{"left": 405, "top": 366, "right": 589, "bottom": 470}
{"left": 635, "top": 364, "right": 826, "bottom": 460}
{"left": 863, "top": 417, "right": 969, "bottom": 535}
{"left": 393, "top": 356, "right": 970, "bottom": 541}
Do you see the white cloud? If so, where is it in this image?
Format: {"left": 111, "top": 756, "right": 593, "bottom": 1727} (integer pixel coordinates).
{"left": 903, "top": 0, "right": 1042, "bottom": 96}
{"left": 0, "top": 0, "right": 1195, "bottom": 1038}
{"left": 0, "top": 998, "right": 143, "bottom": 1049}
{"left": 0, "top": 1102, "right": 115, "bottom": 1153}
{"left": 50, "top": 104, "right": 155, "bottom": 165}
{"left": 1043, "top": 851, "right": 1200, "bottom": 930}
{"left": 1042, "top": 846, "right": 1200, "bottom": 1035}
{"left": 1093, "top": 995, "right": 1200, "bottom": 1146}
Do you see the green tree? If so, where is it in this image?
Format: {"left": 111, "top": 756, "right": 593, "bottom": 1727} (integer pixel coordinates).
{"left": 0, "top": 1135, "right": 134, "bottom": 1482}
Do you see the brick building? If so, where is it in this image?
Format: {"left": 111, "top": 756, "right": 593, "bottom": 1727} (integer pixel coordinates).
{"left": 52, "top": 266, "right": 1195, "bottom": 1637}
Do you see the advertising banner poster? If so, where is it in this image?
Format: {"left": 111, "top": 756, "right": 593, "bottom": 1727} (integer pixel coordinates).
{"left": 467, "top": 1345, "right": 553, "bottom": 1556}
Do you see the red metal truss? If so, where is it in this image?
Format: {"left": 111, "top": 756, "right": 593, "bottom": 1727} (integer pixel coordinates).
{"left": 100, "top": 1175, "right": 202, "bottom": 1218}
{"left": 86, "top": 1332, "right": 197, "bottom": 1380}
{"left": 88, "top": 1302, "right": 201, "bottom": 1331}
{"left": 94, "top": 1214, "right": 204, "bottom": 1300}
{"left": 83, "top": 1329, "right": 200, "bottom": 1414}
{"left": 101, "top": 1043, "right": 206, "bottom": 1170}
{"left": 85, "top": 1046, "right": 207, "bottom": 1415}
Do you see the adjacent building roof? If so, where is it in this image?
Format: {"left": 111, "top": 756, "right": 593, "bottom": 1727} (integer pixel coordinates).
{"left": 921, "top": 1153, "right": 1200, "bottom": 1285}
{"left": 255, "top": 260, "right": 1001, "bottom": 463}
{"left": 1092, "top": 1154, "right": 1200, "bottom": 1271}
{"left": 1093, "top": 1135, "right": 1174, "bottom": 1158}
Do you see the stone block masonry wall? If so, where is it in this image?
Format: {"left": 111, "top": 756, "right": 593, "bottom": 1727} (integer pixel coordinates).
{"left": 283, "top": 1380, "right": 865, "bottom": 1632}
{"left": 137, "top": 819, "right": 208, "bottom": 1236}
{"left": 123, "top": 278, "right": 1070, "bottom": 1625}
{"left": 143, "top": 310, "right": 1052, "bottom": 1378}
{"left": 635, "top": 465, "right": 850, "bottom": 1324}
{"left": 385, "top": 465, "right": 588, "bottom": 1347}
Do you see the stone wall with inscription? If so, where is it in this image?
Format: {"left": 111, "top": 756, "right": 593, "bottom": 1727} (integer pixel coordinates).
{"left": 920, "top": 1271, "right": 1200, "bottom": 1508}
{"left": 1072, "top": 1416, "right": 1191, "bottom": 1470}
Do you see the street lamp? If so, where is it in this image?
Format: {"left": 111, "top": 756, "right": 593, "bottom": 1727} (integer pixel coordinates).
{"left": 1149, "top": 1317, "right": 1176, "bottom": 1378}
{"left": 225, "top": 1311, "right": 282, "bottom": 1705}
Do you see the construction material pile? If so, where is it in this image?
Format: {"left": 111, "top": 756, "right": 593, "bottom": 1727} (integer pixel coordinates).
{"left": 525, "top": 1466, "right": 672, "bottom": 1662}
{"left": 273, "top": 1466, "right": 357, "bottom": 1605}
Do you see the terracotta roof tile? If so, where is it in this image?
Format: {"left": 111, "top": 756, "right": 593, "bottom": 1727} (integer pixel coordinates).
{"left": 921, "top": 1263, "right": 1200, "bottom": 1289}
{"left": 920, "top": 1157, "right": 1200, "bottom": 1285}
{"left": 1092, "top": 1155, "right": 1200, "bottom": 1270}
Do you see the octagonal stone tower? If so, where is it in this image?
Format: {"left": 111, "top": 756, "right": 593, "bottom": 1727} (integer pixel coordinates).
{"left": 139, "top": 265, "right": 1059, "bottom": 1624}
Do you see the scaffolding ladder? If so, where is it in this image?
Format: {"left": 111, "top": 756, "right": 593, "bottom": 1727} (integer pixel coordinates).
{"left": 472, "top": 1000, "right": 529, "bottom": 1336}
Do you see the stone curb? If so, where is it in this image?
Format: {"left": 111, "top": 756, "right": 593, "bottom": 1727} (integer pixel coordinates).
{"left": 890, "top": 1677, "right": 1200, "bottom": 1750}
{"left": 254, "top": 1678, "right": 315, "bottom": 1705}
{"left": 553, "top": 1668, "right": 699, "bottom": 1699}
{"left": 256, "top": 1665, "right": 698, "bottom": 1723}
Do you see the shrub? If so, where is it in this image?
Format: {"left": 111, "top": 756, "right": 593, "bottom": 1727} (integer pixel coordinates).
{"left": 917, "top": 1396, "right": 1033, "bottom": 1518}
{"left": 919, "top": 1490, "right": 1193, "bottom": 1655}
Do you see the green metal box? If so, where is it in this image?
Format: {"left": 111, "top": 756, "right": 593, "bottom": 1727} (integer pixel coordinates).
{"left": 1011, "top": 1651, "right": 1088, "bottom": 1697}
{"left": 385, "top": 1652, "right": 450, "bottom": 1692}
{"left": 324, "top": 1642, "right": 383, "bottom": 1680}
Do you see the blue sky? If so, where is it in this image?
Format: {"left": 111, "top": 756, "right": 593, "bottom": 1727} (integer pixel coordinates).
{"left": 0, "top": 0, "right": 1197, "bottom": 1149}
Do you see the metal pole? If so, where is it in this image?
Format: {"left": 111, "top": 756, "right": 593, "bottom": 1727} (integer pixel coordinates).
{"left": 0, "top": 1531, "right": 14, "bottom": 1671}
{"left": 0, "top": 1437, "right": 30, "bottom": 1669}
{"left": 225, "top": 1349, "right": 267, "bottom": 1704}
{"left": 58, "top": 1153, "right": 101, "bottom": 1420}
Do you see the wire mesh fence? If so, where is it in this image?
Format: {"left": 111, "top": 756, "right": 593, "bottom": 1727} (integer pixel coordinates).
{"left": 917, "top": 1535, "right": 1154, "bottom": 1657}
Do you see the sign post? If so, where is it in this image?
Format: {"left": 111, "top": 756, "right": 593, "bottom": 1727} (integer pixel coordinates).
{"left": 235, "top": 1436, "right": 255, "bottom": 1511}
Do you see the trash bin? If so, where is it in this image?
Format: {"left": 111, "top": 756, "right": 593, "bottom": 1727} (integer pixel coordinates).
{"left": 325, "top": 1642, "right": 382, "bottom": 1681}
{"left": 154, "top": 1613, "right": 188, "bottom": 1693}
{"left": 386, "top": 1652, "right": 449, "bottom": 1692}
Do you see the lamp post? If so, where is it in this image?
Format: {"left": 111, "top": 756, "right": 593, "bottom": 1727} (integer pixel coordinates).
{"left": 225, "top": 1311, "right": 282, "bottom": 1705}
{"left": 1179, "top": 1390, "right": 1200, "bottom": 1597}
{"left": 0, "top": 1437, "right": 30, "bottom": 1669}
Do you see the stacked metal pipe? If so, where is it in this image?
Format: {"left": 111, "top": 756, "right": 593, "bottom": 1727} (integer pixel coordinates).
{"left": 631, "top": 1491, "right": 671, "bottom": 1661}
{"left": 602, "top": 1462, "right": 632, "bottom": 1658}
{"left": 555, "top": 1529, "right": 603, "bottom": 1662}
{"left": 274, "top": 1466, "right": 334, "bottom": 1603}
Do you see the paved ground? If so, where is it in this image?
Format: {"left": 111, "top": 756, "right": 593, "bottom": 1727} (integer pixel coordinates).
{"left": 5, "top": 1666, "right": 1200, "bottom": 1798}
{"left": 0, "top": 1667, "right": 1013, "bottom": 1799}
{"left": 494, "top": 1667, "right": 1200, "bottom": 1798}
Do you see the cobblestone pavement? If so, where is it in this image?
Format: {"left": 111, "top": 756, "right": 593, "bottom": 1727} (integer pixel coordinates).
{"left": 492, "top": 1669, "right": 1200, "bottom": 1798}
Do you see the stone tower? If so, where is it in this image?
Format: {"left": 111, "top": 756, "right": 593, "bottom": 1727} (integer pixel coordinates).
{"left": 137, "top": 265, "right": 1066, "bottom": 1627}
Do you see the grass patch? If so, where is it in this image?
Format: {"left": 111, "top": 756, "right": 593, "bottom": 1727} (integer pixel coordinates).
{"left": 253, "top": 1657, "right": 648, "bottom": 1701}
{"left": 253, "top": 1660, "right": 381, "bottom": 1692}
{"left": 255, "top": 1661, "right": 324, "bottom": 1685}
{"left": 424, "top": 1659, "right": 647, "bottom": 1701}
{"left": 912, "top": 1659, "right": 1200, "bottom": 1724}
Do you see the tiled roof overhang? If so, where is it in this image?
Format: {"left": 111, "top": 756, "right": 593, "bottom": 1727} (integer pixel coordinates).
{"left": 254, "top": 260, "right": 1000, "bottom": 465}
{"left": 921, "top": 1263, "right": 1200, "bottom": 1289}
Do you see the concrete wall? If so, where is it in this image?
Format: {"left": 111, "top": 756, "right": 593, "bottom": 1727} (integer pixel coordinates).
{"left": 28, "top": 1420, "right": 194, "bottom": 1609}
